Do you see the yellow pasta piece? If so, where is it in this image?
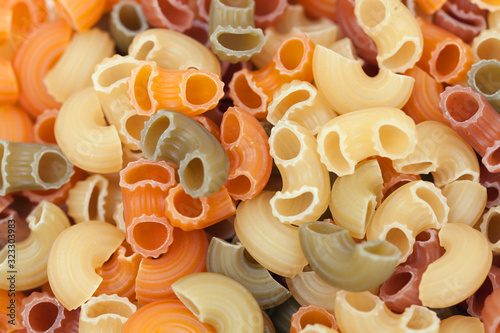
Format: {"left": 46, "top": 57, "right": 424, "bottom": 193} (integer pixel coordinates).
{"left": 54, "top": 87, "right": 123, "bottom": 173}
{"left": 79, "top": 294, "right": 137, "bottom": 333}
{"left": 479, "top": 206, "right": 500, "bottom": 253}
{"left": 113, "top": 202, "right": 126, "bottom": 234}
{"left": 0, "top": 201, "right": 70, "bottom": 291}
{"left": 47, "top": 221, "right": 124, "bottom": 310}
{"left": 471, "top": 29, "right": 500, "bottom": 62}
{"left": 329, "top": 159, "right": 383, "bottom": 239}
{"left": 286, "top": 271, "right": 339, "bottom": 313}
{"left": 439, "top": 316, "right": 484, "bottom": 333}
{"left": 442, "top": 180, "right": 486, "bottom": 226}
{"left": 300, "top": 324, "right": 339, "bottom": 333}
{"left": 316, "top": 107, "right": 417, "bottom": 176}
{"left": 172, "top": 272, "right": 264, "bottom": 333}
{"left": 419, "top": 223, "right": 492, "bottom": 308}
{"left": 488, "top": 10, "right": 500, "bottom": 30}
{"left": 66, "top": 175, "right": 109, "bottom": 223}
{"left": 329, "top": 38, "right": 361, "bottom": 62}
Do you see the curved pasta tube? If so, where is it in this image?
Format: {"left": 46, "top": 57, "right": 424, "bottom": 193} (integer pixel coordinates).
{"left": 269, "top": 120, "right": 330, "bottom": 225}
{"left": 66, "top": 175, "right": 109, "bottom": 223}
{"left": 472, "top": 29, "right": 500, "bottom": 62}
{"left": 439, "top": 316, "right": 484, "bottom": 333}
{"left": 109, "top": 1, "right": 148, "bottom": 54}
{"left": 312, "top": 46, "right": 414, "bottom": 114}
{"left": 419, "top": 223, "right": 492, "bottom": 308}
{"left": 234, "top": 191, "right": 308, "bottom": 277}
{"left": 480, "top": 206, "right": 500, "bottom": 253}
{"left": 393, "top": 121, "right": 480, "bottom": 187}
{"left": 56, "top": 0, "right": 104, "bottom": 31}
{"left": 0, "top": 57, "right": 18, "bottom": 104}
{"left": 207, "top": 237, "right": 291, "bottom": 309}
{"left": 0, "top": 104, "right": 33, "bottom": 143}
{"left": 442, "top": 180, "right": 486, "bottom": 226}
{"left": 286, "top": 271, "right": 339, "bottom": 313}
{"left": 0, "top": 201, "right": 70, "bottom": 291}
{"left": 79, "top": 294, "right": 137, "bottom": 333}
{"left": 299, "top": 221, "right": 400, "bottom": 291}
{"left": 172, "top": 272, "right": 264, "bottom": 333}
{"left": 367, "top": 180, "right": 449, "bottom": 262}
{"left": 140, "top": 110, "right": 229, "bottom": 198}
{"left": 329, "top": 159, "right": 383, "bottom": 239}
{"left": 19, "top": 291, "right": 66, "bottom": 333}
{"left": 468, "top": 59, "right": 500, "bottom": 112}
{"left": 290, "top": 305, "right": 338, "bottom": 333}
{"left": 33, "top": 109, "right": 57, "bottom": 144}
{"left": 54, "top": 87, "right": 123, "bottom": 173}
{"left": 316, "top": 107, "right": 417, "bottom": 176}
{"left": 334, "top": 291, "right": 440, "bottom": 333}
{"left": 140, "top": 0, "right": 194, "bottom": 32}
{"left": 47, "top": 221, "right": 124, "bottom": 310}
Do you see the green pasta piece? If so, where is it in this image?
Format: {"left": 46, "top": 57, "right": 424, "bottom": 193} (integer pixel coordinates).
{"left": 109, "top": 1, "right": 148, "bottom": 54}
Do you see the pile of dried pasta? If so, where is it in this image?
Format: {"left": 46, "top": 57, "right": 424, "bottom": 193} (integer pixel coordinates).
{"left": 1, "top": 0, "right": 500, "bottom": 331}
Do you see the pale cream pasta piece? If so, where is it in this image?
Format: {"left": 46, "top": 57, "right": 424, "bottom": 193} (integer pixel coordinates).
{"left": 112, "top": 202, "right": 126, "bottom": 234}
{"left": 299, "top": 221, "right": 400, "bottom": 291}
{"left": 334, "top": 291, "right": 440, "bottom": 333}
{"left": 313, "top": 46, "right": 414, "bottom": 114}
{"left": 439, "top": 316, "right": 484, "bottom": 333}
{"left": 172, "top": 272, "right": 264, "bottom": 333}
{"left": 442, "top": 180, "right": 486, "bottom": 226}
{"left": 488, "top": 10, "right": 500, "bottom": 30}
{"left": 0, "top": 201, "right": 70, "bottom": 291}
{"left": 479, "top": 206, "right": 500, "bottom": 253}
{"left": 366, "top": 180, "right": 449, "bottom": 263}
{"left": 47, "top": 221, "right": 125, "bottom": 310}
{"left": 316, "top": 107, "right": 417, "bottom": 176}
{"left": 267, "top": 80, "right": 337, "bottom": 135}
{"left": 419, "top": 223, "right": 492, "bottom": 308}
{"left": 44, "top": 28, "right": 115, "bottom": 103}
{"left": 234, "top": 191, "right": 308, "bottom": 277}
{"left": 471, "top": 29, "right": 500, "bottom": 62}
{"left": 269, "top": 120, "right": 330, "bottom": 225}
{"left": 470, "top": 0, "right": 500, "bottom": 12}
{"left": 329, "top": 38, "right": 361, "bottom": 62}
{"left": 79, "top": 294, "right": 137, "bottom": 333}
{"left": 354, "top": 0, "right": 423, "bottom": 72}
{"left": 286, "top": 271, "right": 340, "bottom": 313}
{"left": 66, "top": 174, "right": 109, "bottom": 223}
{"left": 300, "top": 324, "right": 339, "bottom": 333}
{"left": 206, "top": 237, "right": 291, "bottom": 309}
{"left": 54, "top": 87, "right": 123, "bottom": 173}
{"left": 329, "top": 159, "right": 383, "bottom": 239}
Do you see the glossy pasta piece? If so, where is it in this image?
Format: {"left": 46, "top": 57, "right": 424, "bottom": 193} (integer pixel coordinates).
{"left": 20, "top": 291, "right": 66, "bottom": 333}
{"left": 47, "top": 221, "right": 124, "bottom": 310}
{"left": 367, "top": 181, "right": 448, "bottom": 263}
{"left": 207, "top": 237, "right": 291, "bottom": 309}
{"left": 471, "top": 29, "right": 500, "bottom": 62}
{"left": 0, "top": 201, "right": 70, "bottom": 291}
{"left": 33, "top": 109, "right": 57, "bottom": 145}
{"left": 334, "top": 291, "right": 440, "bottom": 332}
{"left": 0, "top": 140, "right": 74, "bottom": 195}
{"left": 128, "top": 28, "right": 221, "bottom": 75}
{"left": 57, "top": 0, "right": 104, "bottom": 31}
{"left": 468, "top": 59, "right": 500, "bottom": 111}
{"left": 79, "top": 294, "right": 136, "bottom": 333}
{"left": 316, "top": 107, "right": 417, "bottom": 176}
{"left": 172, "top": 272, "right": 264, "bottom": 333}
{"left": 440, "top": 316, "right": 485, "bottom": 333}
{"left": 0, "top": 289, "right": 25, "bottom": 332}
{"left": 354, "top": 0, "right": 423, "bottom": 73}
{"left": 442, "top": 180, "right": 486, "bottom": 226}
{"left": 439, "top": 85, "right": 500, "bottom": 173}
{"left": 140, "top": 0, "right": 194, "bottom": 32}
{"left": 267, "top": 80, "right": 337, "bottom": 135}
{"left": 402, "top": 66, "right": 445, "bottom": 124}
{"left": 140, "top": 110, "right": 229, "bottom": 198}
{"left": 290, "top": 305, "right": 338, "bottom": 333}
{"left": 286, "top": 271, "right": 339, "bottom": 314}
{"left": 13, "top": 20, "right": 72, "bottom": 117}
{"left": 220, "top": 106, "right": 271, "bottom": 200}
{"left": 419, "top": 223, "right": 492, "bottom": 308}
{"left": 0, "top": 57, "right": 18, "bottom": 104}
{"left": 481, "top": 164, "right": 500, "bottom": 208}
{"left": 122, "top": 299, "right": 215, "bottom": 332}
{"left": 229, "top": 34, "right": 315, "bottom": 118}
{"left": 393, "top": 121, "right": 480, "bottom": 187}
{"left": 0, "top": 104, "right": 33, "bottom": 143}
{"left": 109, "top": 1, "right": 148, "bottom": 54}
{"left": 66, "top": 175, "right": 109, "bottom": 223}
{"left": 434, "top": 0, "right": 487, "bottom": 43}
{"left": 417, "top": 18, "right": 473, "bottom": 84}
{"left": 269, "top": 120, "right": 329, "bottom": 225}
{"left": 329, "top": 159, "right": 383, "bottom": 239}
{"left": 300, "top": 221, "right": 400, "bottom": 291}
{"left": 127, "top": 60, "right": 224, "bottom": 116}
{"left": 135, "top": 227, "right": 208, "bottom": 303}
{"left": 466, "top": 265, "right": 500, "bottom": 318}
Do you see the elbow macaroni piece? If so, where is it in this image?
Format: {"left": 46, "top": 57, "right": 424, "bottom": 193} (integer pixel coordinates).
{"left": 20, "top": 291, "right": 66, "bottom": 333}
{"left": 109, "top": 1, "right": 148, "bottom": 54}
{"left": 316, "top": 107, "right": 417, "bottom": 176}
{"left": 439, "top": 316, "right": 484, "bottom": 333}
{"left": 57, "top": 0, "right": 105, "bottom": 31}
{"left": 479, "top": 206, "right": 500, "bottom": 253}
{"left": 66, "top": 175, "right": 109, "bottom": 223}
{"left": 442, "top": 180, "right": 486, "bottom": 226}
{"left": 471, "top": 29, "right": 500, "bottom": 62}
{"left": 172, "top": 272, "right": 264, "bottom": 333}
{"left": 286, "top": 271, "right": 339, "bottom": 313}
{"left": 79, "top": 294, "right": 137, "bottom": 333}
{"left": 290, "top": 305, "right": 338, "bottom": 333}
{"left": 47, "top": 221, "right": 124, "bottom": 310}
{"left": 468, "top": 59, "right": 500, "bottom": 111}
{"left": 140, "top": 0, "right": 194, "bottom": 32}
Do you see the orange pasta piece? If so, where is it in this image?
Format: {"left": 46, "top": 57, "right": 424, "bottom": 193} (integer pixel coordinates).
{"left": 220, "top": 106, "right": 272, "bottom": 200}
{"left": 0, "top": 289, "right": 25, "bottom": 332}
{"left": 122, "top": 299, "right": 215, "bottom": 332}
{"left": 164, "top": 183, "right": 236, "bottom": 231}
{"left": 0, "top": 7, "right": 12, "bottom": 46}
{"left": 7, "top": 0, "right": 47, "bottom": 47}
{"left": 0, "top": 57, "right": 18, "bottom": 104}
{"left": 290, "top": 305, "right": 338, "bottom": 333}
{"left": 228, "top": 34, "right": 315, "bottom": 118}
{"left": 140, "top": 0, "right": 194, "bottom": 32}
{"left": 402, "top": 66, "right": 445, "bottom": 124}
{"left": 417, "top": 17, "right": 473, "bottom": 84}
{"left": 19, "top": 291, "right": 66, "bottom": 333}
{"left": 297, "top": 0, "right": 336, "bottom": 22}
{"left": 192, "top": 115, "right": 221, "bottom": 141}
{"left": 482, "top": 287, "right": 500, "bottom": 332}
{"left": 95, "top": 245, "right": 142, "bottom": 302}
{"left": 56, "top": 0, "right": 105, "bottom": 31}
{"left": 127, "top": 60, "right": 224, "bottom": 116}
{"left": 375, "top": 157, "right": 421, "bottom": 198}
{"left": 33, "top": 109, "right": 58, "bottom": 145}
{"left": 135, "top": 227, "right": 208, "bottom": 304}
{"left": 12, "top": 20, "right": 72, "bottom": 117}
{"left": 415, "top": 0, "right": 446, "bottom": 14}
{"left": 0, "top": 104, "right": 33, "bottom": 142}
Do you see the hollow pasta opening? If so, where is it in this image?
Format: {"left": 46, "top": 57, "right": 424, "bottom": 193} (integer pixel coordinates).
{"left": 37, "top": 116, "right": 57, "bottom": 144}
{"left": 132, "top": 64, "right": 153, "bottom": 112}
{"left": 142, "top": 115, "right": 170, "bottom": 157}
{"left": 299, "top": 310, "right": 333, "bottom": 329}
{"left": 176, "top": 293, "right": 200, "bottom": 316}
{"left": 278, "top": 39, "right": 305, "bottom": 71}
{"left": 357, "top": 0, "right": 386, "bottom": 28}
{"left": 378, "top": 125, "right": 410, "bottom": 156}
{"left": 274, "top": 191, "right": 314, "bottom": 217}
{"left": 415, "top": 187, "right": 446, "bottom": 222}
{"left": 400, "top": 162, "right": 434, "bottom": 174}
{"left": 487, "top": 212, "right": 500, "bottom": 244}
{"left": 125, "top": 114, "right": 149, "bottom": 141}
{"left": 132, "top": 221, "right": 168, "bottom": 251}
{"left": 415, "top": 229, "right": 432, "bottom": 242}
{"left": 173, "top": 189, "right": 203, "bottom": 218}
{"left": 474, "top": 64, "right": 500, "bottom": 96}
{"left": 305, "top": 222, "right": 341, "bottom": 235}
{"left": 119, "top": 4, "right": 142, "bottom": 31}
{"left": 226, "top": 175, "right": 252, "bottom": 197}
{"left": 385, "top": 228, "right": 409, "bottom": 259}
{"left": 124, "top": 164, "right": 173, "bottom": 185}
{"left": 344, "top": 292, "right": 377, "bottom": 312}
{"left": 185, "top": 73, "right": 218, "bottom": 105}
{"left": 220, "top": 0, "right": 252, "bottom": 8}
{"left": 272, "top": 89, "right": 311, "bottom": 120}
{"left": 183, "top": 157, "right": 205, "bottom": 192}
{"left": 477, "top": 38, "right": 500, "bottom": 62}
{"left": 470, "top": 277, "right": 493, "bottom": 316}
{"left": 29, "top": 302, "right": 59, "bottom": 332}
{"left": 134, "top": 40, "right": 155, "bottom": 60}
{"left": 221, "top": 113, "right": 241, "bottom": 144}
{"left": 445, "top": 91, "right": 479, "bottom": 122}
{"left": 435, "top": 44, "right": 460, "bottom": 77}
{"left": 383, "top": 271, "right": 412, "bottom": 296}
{"left": 272, "top": 128, "right": 301, "bottom": 161}
{"left": 158, "top": 0, "right": 192, "bottom": 27}
{"left": 217, "top": 31, "right": 263, "bottom": 51}
{"left": 97, "top": 63, "right": 138, "bottom": 88}
{"left": 487, "top": 146, "right": 500, "bottom": 167}
{"left": 233, "top": 73, "right": 263, "bottom": 109}
{"left": 88, "top": 184, "right": 101, "bottom": 220}
{"left": 185, "top": 23, "right": 209, "bottom": 46}
{"left": 382, "top": 41, "right": 416, "bottom": 71}
{"left": 86, "top": 300, "right": 135, "bottom": 318}
{"left": 37, "top": 152, "right": 67, "bottom": 184}
{"left": 405, "top": 307, "right": 435, "bottom": 329}
{"left": 322, "top": 131, "right": 350, "bottom": 173}
{"left": 487, "top": 186, "right": 500, "bottom": 205}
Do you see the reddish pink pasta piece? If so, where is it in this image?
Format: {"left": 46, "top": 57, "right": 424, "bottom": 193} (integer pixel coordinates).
{"left": 19, "top": 292, "right": 66, "bottom": 333}
{"left": 140, "top": 0, "right": 194, "bottom": 32}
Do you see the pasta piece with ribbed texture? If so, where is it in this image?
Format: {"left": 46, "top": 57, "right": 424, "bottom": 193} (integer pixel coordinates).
{"left": 13, "top": 20, "right": 72, "bottom": 117}
{"left": 482, "top": 287, "right": 500, "bottom": 332}
{"left": 0, "top": 201, "right": 70, "bottom": 291}
{"left": 440, "top": 316, "right": 484, "bottom": 333}
{"left": 254, "top": 0, "right": 287, "bottom": 29}
{"left": 434, "top": 0, "right": 487, "bottom": 43}
{"left": 442, "top": 180, "right": 486, "bottom": 226}
{"left": 415, "top": 0, "right": 446, "bottom": 13}
{"left": 57, "top": 0, "right": 104, "bottom": 31}
{"left": 122, "top": 299, "right": 216, "bottom": 332}
{"left": 286, "top": 271, "right": 339, "bottom": 314}
{"left": 127, "top": 60, "right": 224, "bottom": 116}
{"left": 20, "top": 291, "right": 66, "bottom": 333}
{"left": 480, "top": 206, "right": 500, "bottom": 253}
{"left": 79, "top": 294, "right": 136, "bottom": 333}
{"left": 466, "top": 265, "right": 500, "bottom": 318}
{"left": 140, "top": 0, "right": 194, "bottom": 32}
{"left": 290, "top": 305, "right": 338, "bottom": 333}
{"left": 481, "top": 164, "right": 500, "bottom": 208}
{"left": 468, "top": 59, "right": 500, "bottom": 111}
{"left": 0, "top": 7, "right": 11, "bottom": 46}
{"left": 135, "top": 227, "right": 208, "bottom": 303}
{"left": 313, "top": 46, "right": 414, "bottom": 114}
{"left": 33, "top": 109, "right": 57, "bottom": 145}
{"left": 299, "top": 325, "right": 338, "bottom": 333}
{"left": 47, "top": 221, "right": 124, "bottom": 310}
{"left": 221, "top": 106, "right": 272, "bottom": 200}
{"left": 270, "top": 297, "right": 301, "bottom": 333}
{"left": 140, "top": 110, "right": 229, "bottom": 198}
{"left": 375, "top": 156, "right": 421, "bottom": 198}
{"left": 109, "top": 1, "right": 148, "bottom": 54}
{"left": 269, "top": 120, "right": 330, "bottom": 225}
{"left": 207, "top": 237, "right": 290, "bottom": 309}
{"left": 0, "top": 104, "right": 33, "bottom": 143}
{"left": 193, "top": 115, "right": 220, "bottom": 140}
{"left": 229, "top": 34, "right": 314, "bottom": 118}
{"left": 0, "top": 289, "right": 25, "bottom": 332}
{"left": 316, "top": 107, "right": 417, "bottom": 176}
{"left": 0, "top": 57, "right": 18, "bottom": 104}
{"left": 471, "top": 29, "right": 500, "bottom": 63}
{"left": 489, "top": 9, "right": 500, "bottom": 29}
{"left": 6, "top": 0, "right": 48, "bottom": 47}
